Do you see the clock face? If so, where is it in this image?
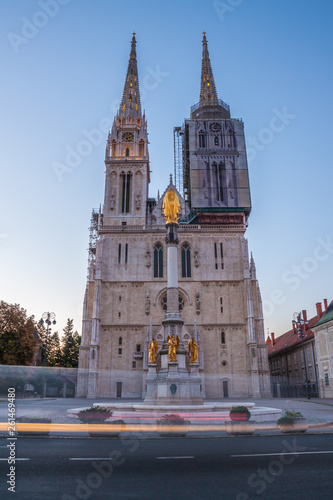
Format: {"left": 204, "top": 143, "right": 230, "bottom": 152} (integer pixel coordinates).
{"left": 210, "top": 122, "right": 221, "bottom": 133}
{"left": 122, "top": 132, "right": 134, "bottom": 143}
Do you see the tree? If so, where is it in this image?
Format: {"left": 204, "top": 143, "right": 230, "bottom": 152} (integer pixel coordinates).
{"left": 61, "top": 319, "right": 81, "bottom": 368}
{"left": 48, "top": 331, "right": 62, "bottom": 366}
{"left": 0, "top": 301, "right": 37, "bottom": 365}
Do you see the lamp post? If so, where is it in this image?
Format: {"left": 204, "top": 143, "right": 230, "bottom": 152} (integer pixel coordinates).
{"left": 292, "top": 312, "right": 310, "bottom": 399}
{"left": 39, "top": 312, "right": 56, "bottom": 398}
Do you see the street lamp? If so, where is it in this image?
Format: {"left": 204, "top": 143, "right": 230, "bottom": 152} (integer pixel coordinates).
{"left": 40, "top": 312, "right": 56, "bottom": 366}
{"left": 39, "top": 312, "right": 56, "bottom": 399}
{"left": 292, "top": 312, "right": 310, "bottom": 399}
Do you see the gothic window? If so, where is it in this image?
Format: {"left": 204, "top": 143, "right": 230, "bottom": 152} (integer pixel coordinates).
{"left": 125, "top": 243, "right": 128, "bottom": 264}
{"left": 139, "top": 140, "right": 144, "bottom": 156}
{"left": 221, "top": 331, "right": 225, "bottom": 344}
{"left": 220, "top": 297, "right": 223, "bottom": 314}
{"left": 126, "top": 148, "right": 130, "bottom": 157}
{"left": 118, "top": 244, "right": 121, "bottom": 263}
{"left": 161, "top": 293, "right": 184, "bottom": 312}
{"left": 199, "top": 130, "right": 206, "bottom": 148}
{"left": 181, "top": 242, "right": 191, "bottom": 278}
{"left": 154, "top": 242, "right": 163, "bottom": 278}
{"left": 214, "top": 243, "right": 218, "bottom": 270}
{"left": 220, "top": 243, "right": 224, "bottom": 270}
{"left": 213, "top": 162, "right": 224, "bottom": 202}
{"left": 118, "top": 337, "right": 122, "bottom": 345}
{"left": 121, "top": 173, "right": 131, "bottom": 213}
{"left": 111, "top": 140, "right": 116, "bottom": 156}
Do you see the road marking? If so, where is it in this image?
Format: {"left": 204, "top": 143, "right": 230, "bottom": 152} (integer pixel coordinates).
{"left": 69, "top": 458, "right": 114, "bottom": 461}
{"left": 156, "top": 456, "right": 195, "bottom": 460}
{"left": 231, "top": 451, "right": 333, "bottom": 458}
{"left": 0, "top": 458, "right": 30, "bottom": 461}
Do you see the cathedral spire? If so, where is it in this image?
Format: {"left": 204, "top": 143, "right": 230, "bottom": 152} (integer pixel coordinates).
{"left": 120, "top": 33, "right": 142, "bottom": 116}
{"left": 200, "top": 32, "right": 218, "bottom": 104}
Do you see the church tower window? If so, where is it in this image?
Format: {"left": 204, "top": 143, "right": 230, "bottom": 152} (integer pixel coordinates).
{"left": 221, "top": 331, "right": 226, "bottom": 344}
{"left": 139, "top": 139, "right": 144, "bottom": 156}
{"left": 121, "top": 173, "right": 131, "bottom": 213}
{"left": 199, "top": 130, "right": 206, "bottom": 148}
{"left": 181, "top": 242, "right": 191, "bottom": 278}
{"left": 126, "top": 148, "right": 130, "bottom": 156}
{"left": 153, "top": 242, "right": 163, "bottom": 278}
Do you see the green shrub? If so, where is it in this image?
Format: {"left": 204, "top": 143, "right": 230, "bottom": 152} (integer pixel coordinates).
{"left": 277, "top": 409, "right": 304, "bottom": 426}
{"left": 78, "top": 406, "right": 112, "bottom": 423}
{"left": 156, "top": 414, "right": 190, "bottom": 425}
{"left": 229, "top": 406, "right": 251, "bottom": 421}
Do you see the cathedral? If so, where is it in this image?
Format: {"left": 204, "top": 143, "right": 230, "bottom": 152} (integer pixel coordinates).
{"left": 77, "top": 33, "right": 271, "bottom": 399}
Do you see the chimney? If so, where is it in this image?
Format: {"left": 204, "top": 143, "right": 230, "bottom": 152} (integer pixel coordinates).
{"left": 292, "top": 322, "right": 297, "bottom": 334}
{"left": 316, "top": 302, "right": 323, "bottom": 320}
{"left": 324, "top": 298, "right": 328, "bottom": 311}
{"left": 271, "top": 332, "right": 275, "bottom": 345}
{"left": 302, "top": 310, "right": 308, "bottom": 329}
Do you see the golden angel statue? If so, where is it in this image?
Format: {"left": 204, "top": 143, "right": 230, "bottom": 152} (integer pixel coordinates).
{"left": 148, "top": 338, "right": 158, "bottom": 364}
{"left": 188, "top": 337, "right": 198, "bottom": 364}
{"left": 162, "top": 188, "right": 180, "bottom": 224}
{"left": 167, "top": 334, "right": 179, "bottom": 362}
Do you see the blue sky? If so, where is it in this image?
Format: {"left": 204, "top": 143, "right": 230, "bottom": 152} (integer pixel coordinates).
{"left": 1, "top": 0, "right": 332, "bottom": 337}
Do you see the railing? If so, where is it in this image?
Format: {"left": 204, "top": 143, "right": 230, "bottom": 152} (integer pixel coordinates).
{"left": 190, "top": 98, "right": 230, "bottom": 115}
{"left": 133, "top": 352, "right": 143, "bottom": 359}
{"left": 100, "top": 224, "right": 245, "bottom": 232}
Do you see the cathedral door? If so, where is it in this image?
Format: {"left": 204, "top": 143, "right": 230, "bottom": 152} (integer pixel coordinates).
{"left": 117, "top": 382, "right": 122, "bottom": 398}
{"left": 223, "top": 380, "right": 229, "bottom": 398}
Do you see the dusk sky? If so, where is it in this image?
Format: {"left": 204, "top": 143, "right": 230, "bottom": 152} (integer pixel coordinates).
{"left": 1, "top": 0, "right": 332, "bottom": 338}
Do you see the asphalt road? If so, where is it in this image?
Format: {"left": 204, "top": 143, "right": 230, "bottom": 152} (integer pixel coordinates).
{"left": 0, "top": 434, "right": 333, "bottom": 500}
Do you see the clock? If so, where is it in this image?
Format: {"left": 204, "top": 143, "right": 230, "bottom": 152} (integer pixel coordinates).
{"left": 210, "top": 122, "right": 221, "bottom": 133}
{"left": 122, "top": 132, "right": 134, "bottom": 143}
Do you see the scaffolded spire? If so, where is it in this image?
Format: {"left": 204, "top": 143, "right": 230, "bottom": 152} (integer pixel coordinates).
{"left": 200, "top": 32, "right": 218, "bottom": 104}
{"left": 120, "top": 33, "right": 142, "bottom": 116}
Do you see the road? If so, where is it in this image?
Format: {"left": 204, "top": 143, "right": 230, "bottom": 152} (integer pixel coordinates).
{"left": 0, "top": 434, "right": 333, "bottom": 499}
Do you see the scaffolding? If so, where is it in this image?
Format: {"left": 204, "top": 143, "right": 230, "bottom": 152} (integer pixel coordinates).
{"left": 173, "top": 127, "right": 184, "bottom": 197}
{"left": 88, "top": 208, "right": 99, "bottom": 265}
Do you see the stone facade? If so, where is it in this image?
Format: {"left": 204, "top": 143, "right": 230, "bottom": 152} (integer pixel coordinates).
{"left": 313, "top": 300, "right": 333, "bottom": 398}
{"left": 77, "top": 33, "right": 271, "bottom": 399}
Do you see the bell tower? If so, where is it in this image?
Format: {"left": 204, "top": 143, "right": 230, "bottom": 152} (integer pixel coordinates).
{"left": 103, "top": 33, "right": 150, "bottom": 226}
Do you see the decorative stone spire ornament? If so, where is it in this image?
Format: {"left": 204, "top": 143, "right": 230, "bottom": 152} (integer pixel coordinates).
{"left": 200, "top": 32, "right": 218, "bottom": 104}
{"left": 120, "top": 32, "right": 141, "bottom": 116}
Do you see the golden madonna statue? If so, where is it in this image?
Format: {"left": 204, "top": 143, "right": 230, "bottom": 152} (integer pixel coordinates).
{"left": 188, "top": 337, "right": 198, "bottom": 364}
{"left": 167, "top": 334, "right": 179, "bottom": 362}
{"left": 162, "top": 188, "right": 180, "bottom": 224}
{"left": 148, "top": 338, "right": 158, "bottom": 364}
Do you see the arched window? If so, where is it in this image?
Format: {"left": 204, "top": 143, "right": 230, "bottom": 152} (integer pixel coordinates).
{"left": 121, "top": 172, "right": 131, "bottom": 213}
{"left": 221, "top": 331, "right": 226, "bottom": 344}
{"left": 153, "top": 243, "right": 163, "bottom": 278}
{"left": 111, "top": 140, "right": 116, "bottom": 156}
{"left": 139, "top": 140, "right": 144, "bottom": 156}
{"left": 199, "top": 130, "right": 206, "bottom": 148}
{"left": 181, "top": 242, "right": 191, "bottom": 278}
{"left": 126, "top": 148, "right": 130, "bottom": 157}
{"left": 119, "top": 337, "right": 122, "bottom": 346}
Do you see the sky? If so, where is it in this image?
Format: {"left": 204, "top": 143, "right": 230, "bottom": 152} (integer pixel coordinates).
{"left": 1, "top": 0, "right": 332, "bottom": 338}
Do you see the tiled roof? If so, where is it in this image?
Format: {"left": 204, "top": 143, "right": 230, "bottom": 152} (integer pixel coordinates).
{"left": 315, "top": 300, "right": 333, "bottom": 327}
{"left": 267, "top": 314, "right": 318, "bottom": 357}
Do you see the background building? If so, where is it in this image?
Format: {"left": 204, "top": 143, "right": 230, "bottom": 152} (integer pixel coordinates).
{"left": 313, "top": 300, "right": 333, "bottom": 398}
{"left": 77, "top": 34, "right": 271, "bottom": 399}
{"left": 267, "top": 299, "right": 329, "bottom": 397}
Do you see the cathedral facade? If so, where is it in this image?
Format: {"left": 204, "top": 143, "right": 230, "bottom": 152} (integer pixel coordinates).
{"left": 77, "top": 33, "right": 271, "bottom": 399}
